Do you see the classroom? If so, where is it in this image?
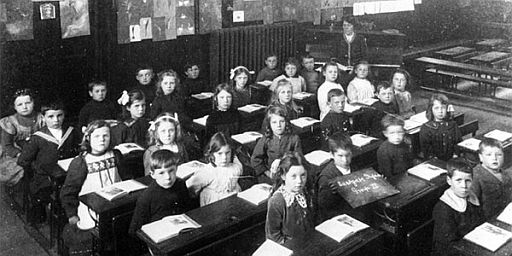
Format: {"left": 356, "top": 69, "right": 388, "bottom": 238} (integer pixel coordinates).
{"left": 1, "top": 0, "right": 512, "bottom": 255}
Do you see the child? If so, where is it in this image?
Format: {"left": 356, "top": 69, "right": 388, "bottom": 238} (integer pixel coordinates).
{"left": 270, "top": 57, "right": 306, "bottom": 95}
{"left": 367, "top": 81, "right": 399, "bottom": 137}
{"left": 470, "top": 138, "right": 512, "bottom": 219}
{"left": 60, "top": 120, "right": 125, "bottom": 254}
{"left": 251, "top": 106, "right": 302, "bottom": 184}
{"left": 129, "top": 150, "right": 193, "bottom": 235}
{"left": 150, "top": 70, "right": 192, "bottom": 129}
{"left": 206, "top": 83, "right": 242, "bottom": 139}
{"left": 182, "top": 63, "right": 209, "bottom": 97}
{"left": 0, "top": 89, "right": 44, "bottom": 185}
{"left": 391, "top": 69, "right": 415, "bottom": 118}
{"left": 419, "top": 93, "right": 461, "bottom": 161}
{"left": 110, "top": 89, "right": 150, "bottom": 148}
{"left": 320, "top": 89, "right": 351, "bottom": 145}
{"left": 266, "top": 152, "right": 314, "bottom": 246}
{"left": 347, "top": 61, "right": 374, "bottom": 104}
{"left": 269, "top": 79, "right": 303, "bottom": 121}
{"left": 432, "top": 158, "right": 483, "bottom": 256}
{"left": 230, "top": 66, "right": 254, "bottom": 109}
{"left": 78, "top": 80, "right": 118, "bottom": 130}
{"left": 256, "top": 53, "right": 282, "bottom": 83}
{"left": 144, "top": 113, "right": 189, "bottom": 175}
{"left": 132, "top": 64, "right": 155, "bottom": 104}
{"left": 186, "top": 132, "right": 243, "bottom": 206}
{"left": 317, "top": 132, "right": 365, "bottom": 221}
{"left": 317, "top": 61, "right": 344, "bottom": 121}
{"left": 300, "top": 55, "right": 321, "bottom": 93}
{"left": 18, "top": 100, "right": 80, "bottom": 219}
{"left": 376, "top": 115, "right": 413, "bottom": 179}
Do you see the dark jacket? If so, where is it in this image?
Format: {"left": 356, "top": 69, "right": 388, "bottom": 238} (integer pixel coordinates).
{"left": 471, "top": 164, "right": 512, "bottom": 219}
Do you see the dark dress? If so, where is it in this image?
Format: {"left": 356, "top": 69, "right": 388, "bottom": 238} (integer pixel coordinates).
{"left": 419, "top": 120, "right": 461, "bottom": 161}
{"left": 333, "top": 33, "right": 368, "bottom": 66}
{"left": 376, "top": 140, "right": 413, "bottom": 178}
{"left": 205, "top": 108, "right": 242, "bottom": 139}
{"left": 110, "top": 118, "right": 150, "bottom": 148}
{"left": 78, "top": 100, "right": 118, "bottom": 128}
{"left": 150, "top": 92, "right": 192, "bottom": 130}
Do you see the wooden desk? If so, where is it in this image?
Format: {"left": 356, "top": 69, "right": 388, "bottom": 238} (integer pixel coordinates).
{"left": 470, "top": 51, "right": 511, "bottom": 65}
{"left": 457, "top": 131, "right": 512, "bottom": 169}
{"left": 435, "top": 46, "right": 475, "bottom": 59}
{"left": 453, "top": 219, "right": 512, "bottom": 256}
{"left": 137, "top": 194, "right": 268, "bottom": 256}
{"left": 476, "top": 39, "right": 507, "bottom": 49}
{"left": 79, "top": 175, "right": 153, "bottom": 256}
{"left": 415, "top": 57, "right": 512, "bottom": 79}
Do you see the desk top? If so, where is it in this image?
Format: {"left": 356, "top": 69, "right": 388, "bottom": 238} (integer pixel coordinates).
{"left": 436, "top": 46, "right": 475, "bottom": 57}
{"left": 470, "top": 51, "right": 511, "bottom": 63}
{"left": 476, "top": 39, "right": 507, "bottom": 47}
{"left": 453, "top": 219, "right": 512, "bottom": 256}
{"left": 137, "top": 194, "right": 268, "bottom": 255}
{"left": 415, "top": 57, "right": 512, "bottom": 78}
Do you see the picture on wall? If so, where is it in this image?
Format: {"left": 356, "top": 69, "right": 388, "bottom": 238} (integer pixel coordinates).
{"left": 60, "top": 0, "right": 91, "bottom": 38}
{"left": 153, "top": 0, "right": 176, "bottom": 41}
{"left": 40, "top": 3, "right": 56, "bottom": 20}
{"left": 176, "top": 0, "right": 195, "bottom": 36}
{"left": 198, "top": 0, "right": 221, "bottom": 34}
{"left": 1, "top": 0, "right": 33, "bottom": 41}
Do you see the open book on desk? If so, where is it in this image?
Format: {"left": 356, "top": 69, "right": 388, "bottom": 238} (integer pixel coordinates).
{"left": 177, "top": 160, "right": 206, "bottom": 180}
{"left": 497, "top": 203, "right": 512, "bottom": 225}
{"left": 350, "top": 134, "right": 377, "bottom": 148}
{"left": 304, "top": 150, "right": 331, "bottom": 166}
{"left": 458, "top": 138, "right": 481, "bottom": 152}
{"left": 253, "top": 239, "right": 292, "bottom": 256}
{"left": 407, "top": 163, "right": 447, "bottom": 181}
{"left": 141, "top": 214, "right": 201, "bottom": 243}
{"left": 464, "top": 222, "right": 512, "bottom": 252}
{"left": 114, "top": 143, "right": 144, "bottom": 155}
{"left": 231, "top": 131, "right": 263, "bottom": 145}
{"left": 238, "top": 104, "right": 266, "bottom": 113}
{"left": 344, "top": 104, "right": 362, "bottom": 113}
{"left": 484, "top": 129, "right": 512, "bottom": 144}
{"left": 191, "top": 92, "right": 214, "bottom": 100}
{"left": 292, "top": 92, "right": 314, "bottom": 100}
{"left": 316, "top": 214, "right": 369, "bottom": 242}
{"left": 256, "top": 80, "right": 272, "bottom": 87}
{"left": 193, "top": 115, "right": 209, "bottom": 127}
{"left": 404, "top": 111, "right": 428, "bottom": 133}
{"left": 95, "top": 179, "right": 148, "bottom": 201}
{"left": 237, "top": 183, "right": 272, "bottom": 205}
{"left": 290, "top": 117, "right": 320, "bottom": 128}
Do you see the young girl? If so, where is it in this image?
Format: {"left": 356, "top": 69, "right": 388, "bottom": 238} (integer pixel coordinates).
{"left": 270, "top": 57, "right": 306, "bottom": 95}
{"left": 230, "top": 66, "right": 255, "bottom": 109}
{"left": 186, "top": 132, "right": 243, "bottom": 206}
{"left": 111, "top": 89, "right": 150, "bottom": 148}
{"left": 261, "top": 80, "right": 303, "bottom": 132}
{"left": 205, "top": 83, "right": 242, "bottom": 139}
{"left": 391, "top": 69, "right": 415, "bottom": 118}
{"left": 150, "top": 70, "right": 192, "bottom": 129}
{"left": 143, "top": 113, "right": 189, "bottom": 175}
{"left": 347, "top": 61, "right": 375, "bottom": 104}
{"left": 60, "top": 120, "right": 125, "bottom": 254}
{"left": 0, "top": 89, "right": 44, "bottom": 185}
{"left": 419, "top": 93, "right": 461, "bottom": 161}
{"left": 251, "top": 106, "right": 302, "bottom": 184}
{"left": 317, "top": 61, "right": 344, "bottom": 120}
{"left": 265, "top": 152, "right": 314, "bottom": 246}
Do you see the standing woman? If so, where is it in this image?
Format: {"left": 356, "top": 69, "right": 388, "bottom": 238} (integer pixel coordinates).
{"left": 334, "top": 16, "right": 367, "bottom": 68}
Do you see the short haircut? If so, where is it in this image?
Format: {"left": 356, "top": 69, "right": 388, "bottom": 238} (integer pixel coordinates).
{"left": 376, "top": 81, "right": 393, "bottom": 94}
{"left": 426, "top": 93, "right": 451, "bottom": 121}
{"left": 41, "top": 100, "right": 65, "bottom": 115}
{"left": 322, "top": 61, "right": 338, "bottom": 73}
{"left": 446, "top": 157, "right": 473, "bottom": 177}
{"left": 204, "top": 132, "right": 235, "bottom": 166}
{"left": 88, "top": 80, "right": 107, "bottom": 92}
{"left": 381, "top": 115, "right": 404, "bottom": 131}
{"left": 341, "top": 16, "right": 357, "bottom": 26}
{"left": 327, "top": 88, "right": 345, "bottom": 103}
{"left": 284, "top": 57, "right": 299, "bottom": 68}
{"left": 327, "top": 131, "right": 353, "bottom": 153}
{"left": 302, "top": 54, "right": 314, "bottom": 62}
{"left": 354, "top": 60, "right": 370, "bottom": 71}
{"left": 135, "top": 64, "right": 153, "bottom": 75}
{"left": 390, "top": 68, "right": 412, "bottom": 87}
{"left": 184, "top": 62, "right": 200, "bottom": 71}
{"left": 265, "top": 53, "right": 278, "bottom": 60}
{"left": 478, "top": 137, "right": 503, "bottom": 153}
{"left": 149, "top": 149, "right": 180, "bottom": 173}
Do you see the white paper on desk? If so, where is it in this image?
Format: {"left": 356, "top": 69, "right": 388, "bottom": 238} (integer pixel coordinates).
{"left": 464, "top": 222, "right": 512, "bottom": 252}
{"left": 252, "top": 239, "right": 292, "bottom": 256}
{"left": 315, "top": 214, "right": 369, "bottom": 242}
{"left": 142, "top": 214, "right": 201, "bottom": 243}
{"left": 238, "top": 183, "right": 272, "bottom": 205}
{"left": 177, "top": 160, "right": 206, "bottom": 179}
{"left": 344, "top": 104, "right": 362, "bottom": 113}
{"left": 113, "top": 179, "right": 148, "bottom": 193}
{"left": 497, "top": 203, "right": 512, "bottom": 225}
{"left": 231, "top": 131, "right": 263, "bottom": 145}
{"left": 58, "top": 158, "right": 74, "bottom": 172}
{"left": 350, "top": 134, "right": 376, "bottom": 148}
{"left": 257, "top": 81, "right": 272, "bottom": 87}
{"left": 361, "top": 98, "right": 378, "bottom": 106}
{"left": 458, "top": 138, "right": 481, "bottom": 152}
{"left": 238, "top": 104, "right": 266, "bottom": 113}
{"left": 114, "top": 143, "right": 144, "bottom": 155}
{"left": 193, "top": 115, "right": 208, "bottom": 127}
{"left": 409, "top": 111, "right": 429, "bottom": 124}
{"left": 191, "top": 92, "right": 214, "bottom": 100}
{"left": 407, "top": 163, "right": 447, "bottom": 181}
{"left": 484, "top": 130, "right": 512, "bottom": 143}
{"left": 292, "top": 92, "right": 314, "bottom": 100}
{"left": 305, "top": 150, "right": 332, "bottom": 166}
{"left": 290, "top": 117, "right": 320, "bottom": 128}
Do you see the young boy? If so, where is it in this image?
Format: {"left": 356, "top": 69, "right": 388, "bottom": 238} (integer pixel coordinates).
{"left": 320, "top": 89, "right": 351, "bottom": 149}
{"left": 300, "top": 55, "right": 321, "bottom": 93}
{"left": 470, "top": 138, "right": 512, "bottom": 219}
{"left": 376, "top": 115, "right": 413, "bottom": 179}
{"left": 182, "top": 63, "right": 209, "bottom": 96}
{"left": 432, "top": 158, "right": 483, "bottom": 256}
{"left": 18, "top": 100, "right": 80, "bottom": 221}
{"left": 78, "top": 80, "right": 118, "bottom": 131}
{"left": 129, "top": 150, "right": 194, "bottom": 235}
{"left": 132, "top": 64, "right": 155, "bottom": 104}
{"left": 317, "top": 132, "right": 367, "bottom": 222}
{"left": 256, "top": 53, "right": 282, "bottom": 83}
{"left": 367, "top": 81, "right": 399, "bottom": 137}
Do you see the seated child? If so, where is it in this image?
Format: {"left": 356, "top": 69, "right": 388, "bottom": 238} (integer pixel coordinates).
{"left": 419, "top": 93, "right": 461, "bottom": 161}
{"left": 376, "top": 115, "right": 413, "bottom": 179}
{"left": 367, "top": 81, "right": 399, "bottom": 137}
{"left": 270, "top": 57, "right": 306, "bottom": 95}
{"left": 182, "top": 63, "right": 209, "bottom": 97}
{"left": 320, "top": 89, "right": 351, "bottom": 146}
{"left": 317, "top": 61, "right": 344, "bottom": 120}
{"left": 230, "top": 66, "right": 255, "bottom": 109}
{"left": 143, "top": 113, "right": 188, "bottom": 175}
{"left": 129, "top": 150, "right": 194, "bottom": 235}
{"left": 111, "top": 89, "right": 150, "bottom": 148}
{"left": 252, "top": 106, "right": 302, "bottom": 184}
{"left": 300, "top": 54, "right": 321, "bottom": 93}
{"left": 261, "top": 79, "right": 303, "bottom": 132}
{"left": 391, "top": 69, "right": 415, "bottom": 118}
{"left": 78, "top": 80, "right": 118, "bottom": 131}
{"left": 60, "top": 121, "right": 125, "bottom": 254}
{"left": 347, "top": 61, "right": 375, "bottom": 104}
{"left": 266, "top": 152, "right": 314, "bottom": 246}
{"left": 131, "top": 64, "right": 155, "bottom": 105}
{"left": 186, "top": 132, "right": 243, "bottom": 206}
{"left": 18, "top": 100, "right": 80, "bottom": 211}
{"left": 256, "top": 53, "right": 282, "bottom": 83}
{"left": 432, "top": 158, "right": 483, "bottom": 256}
{"left": 206, "top": 83, "right": 242, "bottom": 139}
{"left": 471, "top": 138, "right": 512, "bottom": 219}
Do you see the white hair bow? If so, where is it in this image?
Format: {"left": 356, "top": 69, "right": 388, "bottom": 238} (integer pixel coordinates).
{"left": 229, "top": 66, "right": 255, "bottom": 80}
{"left": 148, "top": 113, "right": 179, "bottom": 132}
{"left": 117, "top": 90, "right": 129, "bottom": 106}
